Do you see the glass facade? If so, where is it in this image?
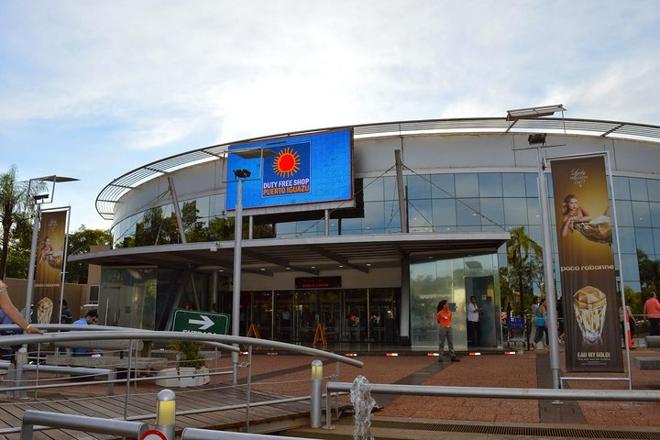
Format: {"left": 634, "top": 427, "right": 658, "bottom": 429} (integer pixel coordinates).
{"left": 410, "top": 253, "right": 502, "bottom": 350}
{"left": 98, "top": 268, "right": 157, "bottom": 329}
{"left": 111, "top": 172, "right": 660, "bottom": 296}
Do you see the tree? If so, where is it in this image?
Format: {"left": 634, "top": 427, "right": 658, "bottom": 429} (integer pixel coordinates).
{"left": 0, "top": 166, "right": 42, "bottom": 279}
{"left": 65, "top": 226, "right": 112, "bottom": 284}
{"left": 506, "top": 226, "right": 544, "bottom": 315}
{"left": 637, "top": 249, "right": 660, "bottom": 304}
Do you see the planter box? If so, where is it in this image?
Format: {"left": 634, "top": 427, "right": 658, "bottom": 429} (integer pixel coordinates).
{"left": 155, "top": 366, "right": 210, "bottom": 388}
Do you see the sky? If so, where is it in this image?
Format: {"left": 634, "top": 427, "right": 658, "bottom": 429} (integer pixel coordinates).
{"left": 1, "top": 1, "right": 659, "bottom": 232}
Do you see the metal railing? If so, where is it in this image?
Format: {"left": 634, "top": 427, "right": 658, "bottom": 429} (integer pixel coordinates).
{"left": 0, "top": 361, "right": 116, "bottom": 394}
{"left": 324, "top": 380, "right": 660, "bottom": 427}
{"left": 182, "top": 428, "right": 322, "bottom": 440}
{"left": 0, "top": 327, "right": 361, "bottom": 436}
{"left": 20, "top": 410, "right": 148, "bottom": 440}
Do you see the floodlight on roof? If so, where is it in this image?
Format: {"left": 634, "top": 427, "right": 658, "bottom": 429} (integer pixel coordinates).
{"left": 233, "top": 169, "right": 251, "bottom": 179}
{"left": 506, "top": 104, "right": 566, "bottom": 120}
{"left": 528, "top": 133, "right": 547, "bottom": 145}
{"left": 31, "top": 175, "right": 80, "bottom": 183}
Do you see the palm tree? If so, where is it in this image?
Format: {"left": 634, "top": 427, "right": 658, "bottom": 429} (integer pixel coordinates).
{"left": 507, "top": 226, "right": 543, "bottom": 315}
{"left": 0, "top": 166, "right": 41, "bottom": 278}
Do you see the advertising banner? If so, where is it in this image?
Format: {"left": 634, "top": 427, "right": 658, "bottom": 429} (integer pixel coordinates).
{"left": 34, "top": 209, "right": 68, "bottom": 324}
{"left": 550, "top": 155, "right": 623, "bottom": 372}
{"left": 225, "top": 128, "right": 353, "bottom": 211}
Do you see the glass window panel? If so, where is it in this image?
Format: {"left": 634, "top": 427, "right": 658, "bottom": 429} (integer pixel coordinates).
{"left": 629, "top": 178, "right": 648, "bottom": 201}
{"left": 479, "top": 173, "right": 502, "bottom": 197}
{"left": 275, "top": 222, "right": 296, "bottom": 236}
{"left": 546, "top": 173, "right": 555, "bottom": 195}
{"left": 617, "top": 227, "right": 637, "bottom": 254}
{"left": 341, "top": 217, "right": 363, "bottom": 233}
{"left": 456, "top": 198, "right": 481, "bottom": 226}
{"left": 614, "top": 200, "right": 634, "bottom": 227}
{"left": 635, "top": 228, "right": 655, "bottom": 256}
{"left": 432, "top": 199, "right": 457, "bottom": 226}
{"left": 195, "top": 197, "right": 210, "bottom": 219}
{"left": 525, "top": 173, "right": 538, "bottom": 197}
{"left": 407, "top": 175, "right": 432, "bottom": 200}
{"left": 647, "top": 179, "right": 660, "bottom": 202}
{"left": 612, "top": 176, "right": 630, "bottom": 200}
{"left": 383, "top": 176, "right": 398, "bottom": 201}
{"left": 409, "top": 199, "right": 433, "bottom": 232}
{"left": 383, "top": 201, "right": 401, "bottom": 231}
{"left": 503, "top": 198, "right": 528, "bottom": 225}
{"left": 620, "top": 254, "right": 640, "bottom": 282}
{"left": 455, "top": 173, "right": 479, "bottom": 198}
{"left": 364, "top": 201, "right": 385, "bottom": 230}
{"left": 654, "top": 229, "right": 660, "bottom": 257}
{"left": 362, "top": 177, "right": 384, "bottom": 202}
{"left": 479, "top": 198, "right": 504, "bottom": 227}
{"left": 624, "top": 281, "right": 641, "bottom": 293}
{"left": 527, "top": 225, "right": 542, "bottom": 246}
{"left": 527, "top": 197, "right": 541, "bottom": 225}
{"left": 431, "top": 174, "right": 455, "bottom": 198}
{"left": 502, "top": 173, "right": 526, "bottom": 197}
{"left": 632, "top": 201, "right": 651, "bottom": 227}
{"left": 650, "top": 202, "right": 660, "bottom": 227}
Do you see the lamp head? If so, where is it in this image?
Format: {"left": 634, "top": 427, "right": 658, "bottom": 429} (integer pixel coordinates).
{"left": 528, "top": 133, "right": 547, "bottom": 146}
{"left": 234, "top": 169, "right": 251, "bottom": 179}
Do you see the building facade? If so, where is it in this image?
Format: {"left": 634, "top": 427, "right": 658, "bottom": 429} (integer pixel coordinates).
{"left": 75, "top": 117, "right": 660, "bottom": 351}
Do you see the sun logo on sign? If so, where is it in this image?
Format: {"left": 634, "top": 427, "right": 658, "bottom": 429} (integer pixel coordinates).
{"left": 272, "top": 147, "right": 300, "bottom": 177}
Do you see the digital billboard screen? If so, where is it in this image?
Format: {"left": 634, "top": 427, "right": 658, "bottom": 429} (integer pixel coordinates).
{"left": 225, "top": 128, "right": 353, "bottom": 211}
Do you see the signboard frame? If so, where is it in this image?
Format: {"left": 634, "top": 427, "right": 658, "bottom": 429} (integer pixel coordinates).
{"left": 225, "top": 128, "right": 354, "bottom": 215}
{"left": 171, "top": 309, "right": 230, "bottom": 335}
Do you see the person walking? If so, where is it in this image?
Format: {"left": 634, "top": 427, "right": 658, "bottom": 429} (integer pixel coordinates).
{"left": 643, "top": 292, "right": 660, "bottom": 336}
{"left": 533, "top": 298, "right": 548, "bottom": 350}
{"left": 467, "top": 295, "right": 480, "bottom": 347}
{"left": 436, "top": 300, "right": 459, "bottom": 362}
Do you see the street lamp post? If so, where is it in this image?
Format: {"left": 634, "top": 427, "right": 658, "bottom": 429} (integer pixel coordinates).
{"left": 231, "top": 168, "right": 250, "bottom": 385}
{"left": 24, "top": 176, "right": 78, "bottom": 323}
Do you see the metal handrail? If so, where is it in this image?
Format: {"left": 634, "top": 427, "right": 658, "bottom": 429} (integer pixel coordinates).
{"left": 326, "top": 381, "right": 660, "bottom": 401}
{"left": 182, "top": 428, "right": 322, "bottom": 440}
{"left": 0, "top": 331, "right": 364, "bottom": 367}
{"left": 20, "top": 410, "right": 148, "bottom": 440}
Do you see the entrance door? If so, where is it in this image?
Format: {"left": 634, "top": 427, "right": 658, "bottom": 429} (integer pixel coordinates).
{"left": 465, "top": 276, "right": 498, "bottom": 348}
{"left": 343, "top": 289, "right": 367, "bottom": 342}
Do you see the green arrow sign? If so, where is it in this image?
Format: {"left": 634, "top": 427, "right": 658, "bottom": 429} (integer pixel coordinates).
{"left": 171, "top": 309, "right": 230, "bottom": 335}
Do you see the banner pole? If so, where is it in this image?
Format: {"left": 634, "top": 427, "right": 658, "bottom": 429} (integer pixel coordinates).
{"left": 537, "top": 146, "right": 561, "bottom": 389}
{"left": 57, "top": 207, "right": 72, "bottom": 325}
{"left": 604, "top": 152, "right": 633, "bottom": 389}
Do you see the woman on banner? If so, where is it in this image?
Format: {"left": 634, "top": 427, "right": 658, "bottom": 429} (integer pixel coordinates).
{"left": 560, "top": 194, "right": 591, "bottom": 237}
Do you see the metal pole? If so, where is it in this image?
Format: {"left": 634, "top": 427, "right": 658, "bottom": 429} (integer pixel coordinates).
{"left": 537, "top": 146, "right": 561, "bottom": 389}
{"left": 324, "top": 209, "right": 330, "bottom": 236}
{"left": 123, "top": 340, "right": 134, "bottom": 419}
{"left": 310, "top": 360, "right": 323, "bottom": 428}
{"left": 605, "top": 151, "right": 633, "bottom": 389}
{"left": 232, "top": 177, "right": 244, "bottom": 385}
{"left": 34, "top": 343, "right": 41, "bottom": 399}
{"left": 25, "top": 203, "right": 41, "bottom": 323}
{"left": 168, "top": 176, "right": 187, "bottom": 244}
{"left": 57, "top": 206, "right": 71, "bottom": 324}
{"left": 394, "top": 149, "right": 408, "bottom": 233}
{"left": 245, "top": 345, "right": 253, "bottom": 432}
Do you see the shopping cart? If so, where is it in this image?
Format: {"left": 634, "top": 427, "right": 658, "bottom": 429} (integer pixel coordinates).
{"left": 505, "top": 316, "right": 527, "bottom": 349}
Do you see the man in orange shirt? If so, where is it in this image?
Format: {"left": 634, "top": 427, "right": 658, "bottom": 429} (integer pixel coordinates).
{"left": 643, "top": 292, "right": 660, "bottom": 336}
{"left": 436, "top": 300, "right": 459, "bottom": 362}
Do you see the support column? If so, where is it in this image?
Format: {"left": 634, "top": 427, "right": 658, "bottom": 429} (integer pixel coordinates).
{"left": 394, "top": 150, "right": 408, "bottom": 233}
{"left": 399, "top": 255, "right": 410, "bottom": 345}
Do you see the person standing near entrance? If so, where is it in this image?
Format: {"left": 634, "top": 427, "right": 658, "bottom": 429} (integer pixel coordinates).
{"left": 467, "top": 295, "right": 480, "bottom": 347}
{"left": 436, "top": 300, "right": 459, "bottom": 362}
{"left": 643, "top": 292, "right": 660, "bottom": 336}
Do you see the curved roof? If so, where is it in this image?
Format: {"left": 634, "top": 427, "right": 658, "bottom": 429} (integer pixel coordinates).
{"left": 96, "top": 116, "right": 660, "bottom": 220}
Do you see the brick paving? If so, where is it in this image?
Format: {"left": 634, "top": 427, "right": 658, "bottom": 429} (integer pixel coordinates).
{"left": 5, "top": 349, "right": 659, "bottom": 429}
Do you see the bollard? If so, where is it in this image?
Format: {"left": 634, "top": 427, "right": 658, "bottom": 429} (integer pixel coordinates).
{"left": 156, "top": 389, "right": 176, "bottom": 440}
{"left": 310, "top": 360, "right": 323, "bottom": 428}
{"left": 15, "top": 347, "right": 28, "bottom": 399}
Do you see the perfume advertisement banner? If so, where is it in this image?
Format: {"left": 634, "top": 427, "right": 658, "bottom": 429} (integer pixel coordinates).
{"left": 34, "top": 209, "right": 68, "bottom": 324}
{"left": 550, "top": 155, "right": 623, "bottom": 372}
